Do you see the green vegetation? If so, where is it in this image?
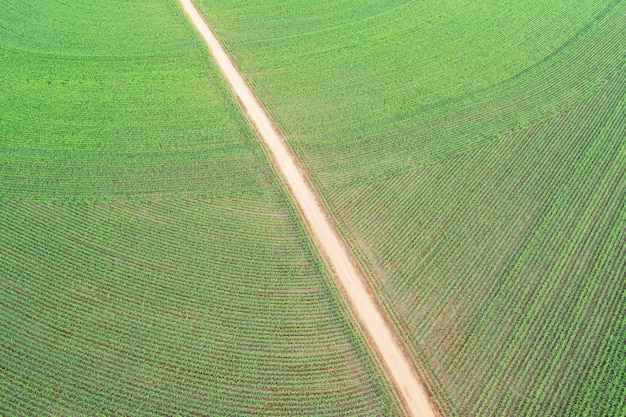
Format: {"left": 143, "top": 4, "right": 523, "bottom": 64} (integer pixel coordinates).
{"left": 195, "top": 0, "right": 626, "bottom": 415}
{"left": 0, "top": 1, "right": 402, "bottom": 415}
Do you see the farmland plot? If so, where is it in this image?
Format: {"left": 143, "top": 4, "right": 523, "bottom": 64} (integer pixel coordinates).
{"left": 0, "top": 1, "right": 402, "bottom": 415}
{"left": 193, "top": 0, "right": 626, "bottom": 415}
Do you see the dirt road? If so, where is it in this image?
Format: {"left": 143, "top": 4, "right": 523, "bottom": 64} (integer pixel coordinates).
{"left": 179, "top": 1, "right": 438, "bottom": 416}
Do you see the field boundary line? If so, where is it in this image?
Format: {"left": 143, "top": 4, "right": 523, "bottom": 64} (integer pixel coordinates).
{"left": 179, "top": 1, "right": 438, "bottom": 416}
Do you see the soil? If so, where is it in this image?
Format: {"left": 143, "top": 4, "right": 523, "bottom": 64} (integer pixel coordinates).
{"left": 179, "top": 1, "right": 438, "bottom": 415}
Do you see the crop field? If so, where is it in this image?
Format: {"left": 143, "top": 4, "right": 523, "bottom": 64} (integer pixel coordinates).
{"left": 194, "top": 0, "right": 626, "bottom": 416}
{"left": 0, "top": 1, "right": 403, "bottom": 416}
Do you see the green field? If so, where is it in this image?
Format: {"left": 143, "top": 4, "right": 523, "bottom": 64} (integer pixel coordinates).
{"left": 0, "top": 1, "right": 402, "bottom": 415}
{"left": 195, "top": 0, "right": 626, "bottom": 416}
{"left": 3, "top": 0, "right": 625, "bottom": 415}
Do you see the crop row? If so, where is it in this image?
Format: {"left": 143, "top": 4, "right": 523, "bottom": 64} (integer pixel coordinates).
{"left": 1, "top": 198, "right": 401, "bottom": 415}
{"left": 353, "top": 37, "right": 624, "bottom": 417}
{"left": 197, "top": 0, "right": 619, "bottom": 188}
{"left": 340, "top": 55, "right": 626, "bottom": 417}
{"left": 0, "top": 0, "right": 402, "bottom": 415}
{"left": 193, "top": 0, "right": 626, "bottom": 415}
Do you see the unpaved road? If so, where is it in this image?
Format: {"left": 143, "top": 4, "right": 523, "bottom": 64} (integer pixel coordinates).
{"left": 180, "top": 1, "right": 438, "bottom": 416}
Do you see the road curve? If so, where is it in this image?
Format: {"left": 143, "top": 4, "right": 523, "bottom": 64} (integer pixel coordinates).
{"left": 179, "top": 1, "right": 438, "bottom": 416}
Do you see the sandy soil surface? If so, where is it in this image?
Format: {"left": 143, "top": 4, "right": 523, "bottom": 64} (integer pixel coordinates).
{"left": 180, "top": 1, "right": 438, "bottom": 416}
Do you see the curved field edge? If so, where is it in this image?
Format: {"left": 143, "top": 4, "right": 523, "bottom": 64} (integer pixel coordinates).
{"left": 190, "top": 0, "right": 626, "bottom": 416}
{"left": 0, "top": 1, "right": 404, "bottom": 415}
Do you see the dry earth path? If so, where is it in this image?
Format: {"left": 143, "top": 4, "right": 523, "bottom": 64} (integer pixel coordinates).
{"left": 180, "top": 1, "right": 438, "bottom": 416}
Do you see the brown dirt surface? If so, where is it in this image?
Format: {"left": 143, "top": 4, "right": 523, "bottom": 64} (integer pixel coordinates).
{"left": 180, "top": 1, "right": 439, "bottom": 416}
